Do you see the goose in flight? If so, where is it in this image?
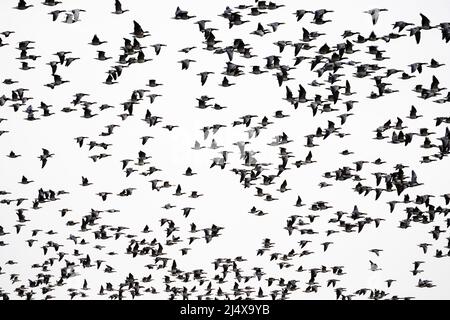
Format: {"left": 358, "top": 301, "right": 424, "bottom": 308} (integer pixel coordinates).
{"left": 14, "top": 0, "right": 33, "bottom": 10}
{"left": 364, "top": 8, "right": 388, "bottom": 25}
{"left": 112, "top": 0, "right": 129, "bottom": 14}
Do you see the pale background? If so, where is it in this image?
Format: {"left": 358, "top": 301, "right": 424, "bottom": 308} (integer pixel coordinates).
{"left": 0, "top": 0, "right": 450, "bottom": 299}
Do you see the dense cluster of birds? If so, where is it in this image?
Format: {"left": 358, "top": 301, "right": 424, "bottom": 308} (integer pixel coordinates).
{"left": 0, "top": 0, "right": 450, "bottom": 300}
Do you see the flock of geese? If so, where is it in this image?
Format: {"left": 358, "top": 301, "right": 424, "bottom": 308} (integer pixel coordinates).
{"left": 0, "top": 0, "right": 450, "bottom": 300}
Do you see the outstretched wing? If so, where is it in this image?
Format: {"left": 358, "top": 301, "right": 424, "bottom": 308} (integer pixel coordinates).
{"left": 115, "top": 0, "right": 122, "bottom": 12}
{"left": 133, "top": 20, "right": 143, "bottom": 34}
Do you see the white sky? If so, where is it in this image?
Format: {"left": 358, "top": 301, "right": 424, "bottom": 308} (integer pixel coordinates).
{"left": 0, "top": 0, "right": 450, "bottom": 299}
